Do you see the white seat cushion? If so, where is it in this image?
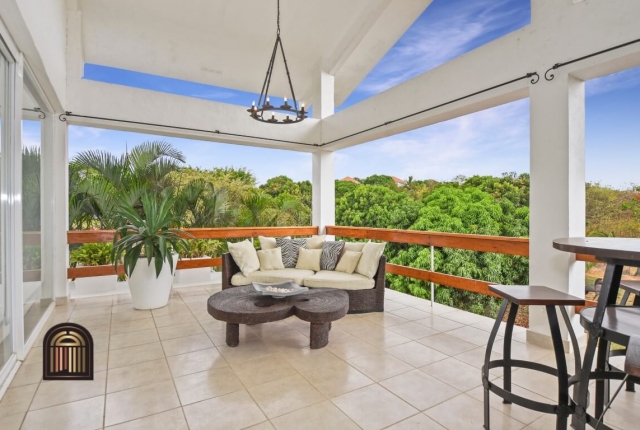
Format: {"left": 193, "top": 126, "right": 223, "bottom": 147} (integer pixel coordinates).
{"left": 303, "top": 270, "right": 375, "bottom": 291}
{"left": 230, "top": 268, "right": 316, "bottom": 286}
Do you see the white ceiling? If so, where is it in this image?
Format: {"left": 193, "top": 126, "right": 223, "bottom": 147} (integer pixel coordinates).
{"left": 78, "top": 0, "right": 430, "bottom": 106}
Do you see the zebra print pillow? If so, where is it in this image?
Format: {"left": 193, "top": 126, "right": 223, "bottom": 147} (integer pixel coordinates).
{"left": 276, "top": 238, "right": 307, "bottom": 268}
{"left": 320, "top": 241, "right": 345, "bottom": 271}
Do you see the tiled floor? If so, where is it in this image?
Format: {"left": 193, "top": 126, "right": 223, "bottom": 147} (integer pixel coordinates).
{"left": 0, "top": 285, "right": 638, "bottom": 429}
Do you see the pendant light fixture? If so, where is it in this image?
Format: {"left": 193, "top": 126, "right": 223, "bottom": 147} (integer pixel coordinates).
{"left": 248, "top": 0, "right": 307, "bottom": 124}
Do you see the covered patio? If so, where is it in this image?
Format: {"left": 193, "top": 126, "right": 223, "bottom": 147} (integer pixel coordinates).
{"left": 0, "top": 0, "right": 640, "bottom": 429}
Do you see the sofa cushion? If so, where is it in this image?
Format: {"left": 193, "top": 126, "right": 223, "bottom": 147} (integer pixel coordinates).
{"left": 344, "top": 241, "right": 366, "bottom": 252}
{"left": 355, "top": 242, "right": 387, "bottom": 278}
{"left": 227, "top": 240, "right": 260, "bottom": 276}
{"left": 335, "top": 251, "right": 362, "bottom": 274}
{"left": 320, "top": 240, "right": 344, "bottom": 271}
{"left": 296, "top": 248, "right": 322, "bottom": 271}
{"left": 258, "top": 236, "right": 290, "bottom": 250}
{"left": 231, "top": 268, "right": 316, "bottom": 286}
{"left": 306, "top": 235, "right": 326, "bottom": 249}
{"left": 257, "top": 248, "right": 285, "bottom": 271}
{"left": 276, "top": 238, "right": 307, "bottom": 268}
{"left": 303, "top": 270, "right": 375, "bottom": 291}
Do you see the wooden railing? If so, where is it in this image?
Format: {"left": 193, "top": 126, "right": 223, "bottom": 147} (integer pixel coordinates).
{"left": 67, "top": 226, "right": 318, "bottom": 279}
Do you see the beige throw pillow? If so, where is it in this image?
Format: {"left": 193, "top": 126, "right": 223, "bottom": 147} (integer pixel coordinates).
{"left": 296, "top": 248, "right": 322, "bottom": 271}
{"left": 257, "top": 248, "right": 285, "bottom": 271}
{"left": 227, "top": 240, "right": 260, "bottom": 276}
{"left": 258, "top": 236, "right": 290, "bottom": 250}
{"left": 344, "top": 241, "right": 367, "bottom": 252}
{"left": 306, "top": 235, "right": 326, "bottom": 249}
{"left": 355, "top": 242, "right": 386, "bottom": 278}
{"left": 335, "top": 251, "right": 362, "bottom": 274}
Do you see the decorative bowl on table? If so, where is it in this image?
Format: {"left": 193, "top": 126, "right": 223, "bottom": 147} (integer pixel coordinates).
{"left": 251, "top": 281, "right": 309, "bottom": 298}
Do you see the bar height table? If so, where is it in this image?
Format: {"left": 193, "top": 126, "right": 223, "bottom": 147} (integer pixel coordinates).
{"left": 553, "top": 237, "right": 640, "bottom": 430}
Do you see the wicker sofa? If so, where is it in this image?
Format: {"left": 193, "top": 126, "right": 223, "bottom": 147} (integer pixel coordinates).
{"left": 221, "top": 253, "right": 386, "bottom": 313}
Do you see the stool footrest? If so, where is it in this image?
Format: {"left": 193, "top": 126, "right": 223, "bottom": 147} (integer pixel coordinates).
{"left": 486, "top": 381, "right": 563, "bottom": 415}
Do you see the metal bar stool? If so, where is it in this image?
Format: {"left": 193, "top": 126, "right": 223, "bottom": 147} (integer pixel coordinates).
{"left": 482, "top": 285, "right": 584, "bottom": 430}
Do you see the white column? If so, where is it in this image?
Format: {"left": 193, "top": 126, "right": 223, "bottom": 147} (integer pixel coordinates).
{"left": 528, "top": 74, "right": 585, "bottom": 349}
{"left": 312, "top": 71, "right": 335, "bottom": 234}
{"left": 312, "top": 151, "right": 335, "bottom": 233}
{"left": 44, "top": 116, "right": 69, "bottom": 303}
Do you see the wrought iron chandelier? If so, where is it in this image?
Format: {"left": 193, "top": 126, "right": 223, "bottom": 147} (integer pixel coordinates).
{"left": 248, "top": 0, "right": 307, "bottom": 124}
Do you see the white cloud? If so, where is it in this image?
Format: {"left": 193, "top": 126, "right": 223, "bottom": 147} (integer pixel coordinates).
{"left": 358, "top": 0, "right": 526, "bottom": 95}
{"left": 586, "top": 67, "right": 640, "bottom": 96}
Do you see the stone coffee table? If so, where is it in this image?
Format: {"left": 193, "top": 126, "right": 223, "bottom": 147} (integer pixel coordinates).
{"left": 207, "top": 285, "right": 349, "bottom": 349}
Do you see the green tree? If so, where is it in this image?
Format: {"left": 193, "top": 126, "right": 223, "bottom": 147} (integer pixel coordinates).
{"left": 335, "top": 179, "right": 359, "bottom": 199}
{"left": 358, "top": 174, "right": 398, "bottom": 190}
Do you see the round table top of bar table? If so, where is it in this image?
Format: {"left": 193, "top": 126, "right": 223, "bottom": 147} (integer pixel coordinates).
{"left": 553, "top": 237, "right": 640, "bottom": 266}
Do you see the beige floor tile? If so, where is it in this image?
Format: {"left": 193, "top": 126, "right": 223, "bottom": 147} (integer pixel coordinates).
{"left": 387, "top": 293, "right": 429, "bottom": 307}
{"left": 263, "top": 330, "right": 311, "bottom": 351}
{"left": 174, "top": 367, "right": 244, "bottom": 405}
{"left": 22, "top": 395, "right": 104, "bottom": 430}
{"left": 111, "top": 309, "right": 153, "bottom": 322}
{"left": 386, "top": 413, "right": 446, "bottom": 430}
{"left": 467, "top": 384, "right": 548, "bottom": 426}
{"left": 277, "top": 347, "right": 344, "bottom": 373}
{"left": 383, "top": 300, "right": 408, "bottom": 311}
{"left": 199, "top": 318, "right": 225, "bottom": 333}
{"left": 9, "top": 362, "right": 42, "bottom": 388}
{"left": 347, "top": 352, "right": 413, "bottom": 382}
{"left": 207, "top": 325, "right": 258, "bottom": 346}
{"left": 389, "top": 307, "right": 431, "bottom": 321}
{"left": 414, "top": 315, "right": 465, "bottom": 332}
{"left": 73, "top": 296, "right": 114, "bottom": 309}
{"left": 348, "top": 327, "right": 412, "bottom": 349}
{"left": 30, "top": 371, "right": 106, "bottom": 410}
{"left": 523, "top": 414, "right": 566, "bottom": 430}
{"left": 153, "top": 311, "right": 197, "bottom": 328}
{"left": 454, "top": 346, "right": 504, "bottom": 376}
{"left": 440, "top": 310, "right": 491, "bottom": 325}
{"left": 110, "top": 328, "right": 159, "bottom": 350}
{"left": 0, "top": 383, "right": 38, "bottom": 418}
{"left": 492, "top": 338, "right": 561, "bottom": 363}
{"left": 108, "top": 342, "right": 165, "bottom": 369}
{"left": 271, "top": 400, "right": 360, "bottom": 430}
{"left": 70, "top": 305, "right": 113, "bottom": 319}
{"left": 105, "top": 380, "right": 180, "bottom": 427}
{"left": 231, "top": 353, "right": 297, "bottom": 388}
{"left": 167, "top": 347, "right": 228, "bottom": 377}
{"left": 162, "top": 333, "right": 214, "bottom": 356}
{"left": 0, "top": 413, "right": 24, "bottom": 430}
{"left": 110, "top": 317, "right": 156, "bottom": 335}
{"left": 248, "top": 374, "right": 325, "bottom": 419}
{"left": 420, "top": 357, "right": 484, "bottom": 391}
{"left": 361, "top": 312, "right": 409, "bottom": 328}
{"left": 301, "top": 361, "right": 374, "bottom": 397}
{"left": 447, "top": 325, "right": 501, "bottom": 346}
{"left": 387, "top": 321, "right": 440, "bottom": 340}
{"left": 380, "top": 369, "right": 461, "bottom": 411}
{"left": 472, "top": 318, "right": 511, "bottom": 335}
{"left": 217, "top": 338, "right": 274, "bottom": 363}
{"left": 68, "top": 314, "right": 112, "bottom": 329}
{"left": 332, "top": 384, "right": 418, "bottom": 430}
{"left": 22, "top": 346, "right": 43, "bottom": 366}
{"left": 417, "top": 332, "right": 478, "bottom": 356}
{"left": 510, "top": 368, "right": 560, "bottom": 400}
{"left": 180, "top": 293, "right": 210, "bottom": 304}
{"left": 183, "top": 390, "right": 267, "bottom": 430}
{"left": 157, "top": 321, "right": 204, "bottom": 340}
{"left": 326, "top": 335, "right": 381, "bottom": 360}
{"left": 249, "top": 321, "right": 294, "bottom": 338}
{"left": 106, "top": 408, "right": 188, "bottom": 429}
{"left": 107, "top": 358, "right": 171, "bottom": 393}
{"left": 177, "top": 286, "right": 210, "bottom": 296}
{"left": 385, "top": 341, "right": 448, "bottom": 368}
{"left": 113, "top": 293, "right": 132, "bottom": 305}
{"left": 425, "top": 393, "right": 525, "bottom": 429}
{"left": 95, "top": 350, "right": 109, "bottom": 372}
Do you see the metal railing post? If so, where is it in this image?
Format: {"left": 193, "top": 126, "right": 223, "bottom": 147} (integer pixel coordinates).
{"left": 430, "top": 245, "right": 435, "bottom": 307}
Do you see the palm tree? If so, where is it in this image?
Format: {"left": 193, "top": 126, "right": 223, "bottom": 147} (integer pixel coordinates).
{"left": 172, "top": 179, "right": 233, "bottom": 228}
{"left": 69, "top": 141, "right": 185, "bottom": 229}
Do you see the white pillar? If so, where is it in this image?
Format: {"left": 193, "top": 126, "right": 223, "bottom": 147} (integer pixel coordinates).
{"left": 44, "top": 116, "right": 69, "bottom": 303}
{"left": 528, "top": 74, "right": 585, "bottom": 348}
{"left": 312, "top": 71, "right": 335, "bottom": 234}
{"left": 312, "top": 151, "right": 335, "bottom": 233}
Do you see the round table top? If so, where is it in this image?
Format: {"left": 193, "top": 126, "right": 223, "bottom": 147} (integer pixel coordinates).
{"left": 208, "top": 286, "right": 349, "bottom": 325}
{"left": 553, "top": 237, "right": 640, "bottom": 264}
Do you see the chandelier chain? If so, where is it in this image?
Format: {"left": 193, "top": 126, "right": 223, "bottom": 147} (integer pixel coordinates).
{"left": 277, "top": 0, "right": 280, "bottom": 35}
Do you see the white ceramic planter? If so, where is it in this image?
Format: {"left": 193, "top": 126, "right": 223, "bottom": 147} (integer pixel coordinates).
{"left": 174, "top": 257, "right": 212, "bottom": 286}
{"left": 72, "top": 275, "right": 119, "bottom": 297}
{"left": 128, "top": 255, "right": 178, "bottom": 310}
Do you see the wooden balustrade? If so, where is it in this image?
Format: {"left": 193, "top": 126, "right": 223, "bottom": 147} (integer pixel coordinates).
{"left": 67, "top": 226, "right": 318, "bottom": 279}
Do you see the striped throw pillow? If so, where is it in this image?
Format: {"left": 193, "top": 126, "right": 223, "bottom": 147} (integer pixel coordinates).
{"left": 276, "top": 238, "right": 307, "bottom": 268}
{"left": 320, "top": 241, "right": 345, "bottom": 271}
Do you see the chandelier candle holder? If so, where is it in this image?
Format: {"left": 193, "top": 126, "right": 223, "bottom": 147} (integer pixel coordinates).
{"left": 248, "top": 0, "right": 307, "bottom": 124}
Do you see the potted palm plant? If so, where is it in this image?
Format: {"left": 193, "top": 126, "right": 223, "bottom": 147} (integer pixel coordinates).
{"left": 112, "top": 192, "right": 190, "bottom": 309}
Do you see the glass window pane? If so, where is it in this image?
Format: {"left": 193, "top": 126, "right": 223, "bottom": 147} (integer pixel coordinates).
{"left": 22, "top": 79, "right": 50, "bottom": 341}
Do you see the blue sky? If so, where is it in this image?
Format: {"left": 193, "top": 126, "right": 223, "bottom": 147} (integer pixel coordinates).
{"left": 59, "top": 0, "right": 640, "bottom": 189}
